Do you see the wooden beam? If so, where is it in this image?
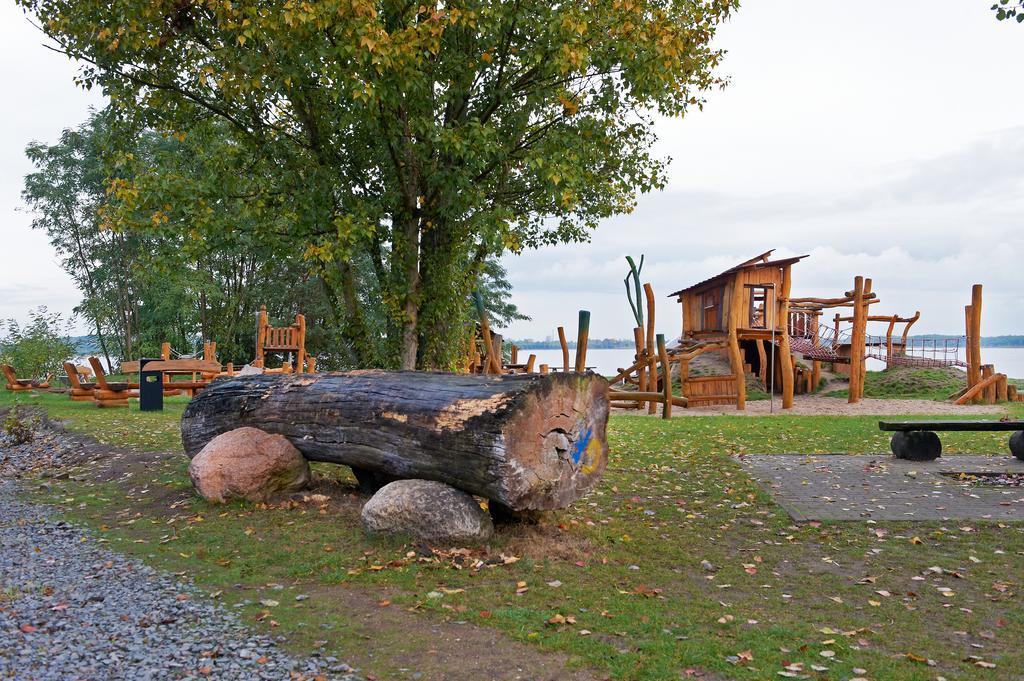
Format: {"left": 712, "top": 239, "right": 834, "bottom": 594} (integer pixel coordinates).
{"left": 970, "top": 284, "right": 984, "bottom": 404}
{"left": 574, "top": 311, "right": 590, "bottom": 373}
{"left": 644, "top": 284, "right": 657, "bottom": 414}
{"left": 955, "top": 371, "right": 1004, "bottom": 405}
{"left": 779, "top": 268, "right": 794, "bottom": 409}
{"left": 982, "top": 364, "right": 996, "bottom": 405}
{"left": 657, "top": 334, "right": 672, "bottom": 419}
{"left": 727, "top": 278, "right": 747, "bottom": 410}
{"left": 848, "top": 276, "right": 866, "bottom": 404}
{"left": 558, "top": 326, "right": 570, "bottom": 373}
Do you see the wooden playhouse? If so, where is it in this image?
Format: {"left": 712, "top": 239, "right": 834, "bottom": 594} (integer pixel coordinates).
{"left": 668, "top": 250, "right": 807, "bottom": 410}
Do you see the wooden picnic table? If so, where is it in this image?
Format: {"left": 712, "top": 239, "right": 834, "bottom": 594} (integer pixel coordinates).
{"left": 879, "top": 420, "right": 1024, "bottom": 462}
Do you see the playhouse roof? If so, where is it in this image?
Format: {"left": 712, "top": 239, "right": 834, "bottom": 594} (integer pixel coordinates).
{"left": 668, "top": 250, "right": 809, "bottom": 297}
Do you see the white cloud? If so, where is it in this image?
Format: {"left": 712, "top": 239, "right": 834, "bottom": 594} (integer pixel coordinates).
{"left": 502, "top": 1, "right": 1024, "bottom": 341}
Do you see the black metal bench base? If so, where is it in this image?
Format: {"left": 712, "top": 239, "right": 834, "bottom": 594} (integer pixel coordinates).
{"left": 890, "top": 431, "right": 942, "bottom": 461}
{"left": 881, "top": 421, "right": 1024, "bottom": 462}
{"left": 1011, "top": 431, "right": 1024, "bottom": 461}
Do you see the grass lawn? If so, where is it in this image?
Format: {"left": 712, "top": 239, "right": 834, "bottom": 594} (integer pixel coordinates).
{"left": 3, "top": 388, "right": 1024, "bottom": 680}
{"left": 824, "top": 366, "right": 971, "bottom": 401}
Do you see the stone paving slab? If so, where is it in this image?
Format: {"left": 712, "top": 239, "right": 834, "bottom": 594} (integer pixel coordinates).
{"left": 738, "top": 454, "right": 1024, "bottom": 521}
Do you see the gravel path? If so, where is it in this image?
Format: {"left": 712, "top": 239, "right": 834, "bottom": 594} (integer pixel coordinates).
{"left": 0, "top": 422, "right": 360, "bottom": 681}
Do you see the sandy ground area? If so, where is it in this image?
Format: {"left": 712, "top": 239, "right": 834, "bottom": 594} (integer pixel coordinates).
{"left": 614, "top": 394, "right": 1008, "bottom": 417}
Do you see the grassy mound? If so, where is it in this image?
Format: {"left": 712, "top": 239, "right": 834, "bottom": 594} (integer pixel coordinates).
{"left": 825, "top": 365, "right": 967, "bottom": 401}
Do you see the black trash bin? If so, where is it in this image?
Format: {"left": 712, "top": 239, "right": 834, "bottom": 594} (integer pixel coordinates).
{"left": 139, "top": 357, "right": 164, "bottom": 412}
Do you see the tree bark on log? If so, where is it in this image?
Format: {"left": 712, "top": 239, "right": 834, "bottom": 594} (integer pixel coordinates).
{"left": 181, "top": 371, "right": 609, "bottom": 511}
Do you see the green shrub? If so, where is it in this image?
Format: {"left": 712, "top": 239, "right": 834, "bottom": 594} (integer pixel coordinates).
{"left": 2, "top": 407, "right": 37, "bottom": 445}
{"left": 0, "top": 307, "right": 76, "bottom": 380}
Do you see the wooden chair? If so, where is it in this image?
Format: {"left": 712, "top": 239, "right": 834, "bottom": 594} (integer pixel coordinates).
{"left": 88, "top": 356, "right": 137, "bottom": 408}
{"left": 255, "top": 305, "right": 311, "bottom": 373}
{"left": 3, "top": 364, "right": 51, "bottom": 392}
{"left": 63, "top": 362, "right": 96, "bottom": 401}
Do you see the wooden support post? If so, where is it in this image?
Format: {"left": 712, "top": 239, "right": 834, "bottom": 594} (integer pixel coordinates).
{"left": 779, "top": 267, "right": 795, "bottom": 409}
{"left": 885, "top": 315, "right": 897, "bottom": 366}
{"left": 970, "top": 284, "right": 984, "bottom": 404}
{"left": 295, "top": 314, "right": 307, "bottom": 374}
{"left": 510, "top": 345, "right": 519, "bottom": 366}
{"left": 810, "top": 313, "right": 821, "bottom": 392}
{"left": 643, "top": 284, "right": 657, "bottom": 414}
{"left": 525, "top": 354, "right": 537, "bottom": 373}
{"left": 558, "top": 326, "right": 570, "bottom": 373}
{"left": 727, "top": 279, "right": 747, "bottom": 411}
{"left": 539, "top": 364, "right": 549, "bottom": 375}
{"left": 474, "top": 292, "right": 502, "bottom": 375}
{"left": 848, "top": 276, "right": 866, "bottom": 404}
{"left": 755, "top": 339, "right": 767, "bottom": 388}
{"left": 996, "top": 373, "right": 1009, "bottom": 402}
{"left": 678, "top": 357, "right": 691, "bottom": 407}
{"left": 965, "top": 305, "right": 977, "bottom": 390}
{"left": 161, "top": 342, "right": 171, "bottom": 361}
{"left": 633, "top": 326, "right": 647, "bottom": 396}
{"left": 982, "top": 364, "right": 996, "bottom": 404}
{"left": 255, "top": 306, "right": 267, "bottom": 365}
{"left": 574, "top": 311, "right": 590, "bottom": 373}
{"left": 492, "top": 334, "right": 504, "bottom": 372}
{"left": 657, "top": 334, "right": 672, "bottom": 419}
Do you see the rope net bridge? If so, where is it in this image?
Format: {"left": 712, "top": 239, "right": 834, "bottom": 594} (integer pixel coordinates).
{"left": 784, "top": 320, "right": 967, "bottom": 368}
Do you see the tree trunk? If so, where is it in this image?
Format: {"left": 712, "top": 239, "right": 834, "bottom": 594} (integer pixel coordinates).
{"left": 181, "top": 371, "right": 609, "bottom": 511}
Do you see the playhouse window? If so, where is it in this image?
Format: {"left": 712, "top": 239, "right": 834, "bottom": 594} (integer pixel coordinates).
{"left": 749, "top": 286, "right": 770, "bottom": 328}
{"left": 701, "top": 286, "right": 724, "bottom": 331}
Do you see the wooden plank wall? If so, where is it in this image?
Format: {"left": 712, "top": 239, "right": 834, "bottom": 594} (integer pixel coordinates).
{"left": 683, "top": 375, "right": 738, "bottom": 406}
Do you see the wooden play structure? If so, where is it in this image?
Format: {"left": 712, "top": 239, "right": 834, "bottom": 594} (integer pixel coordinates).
{"left": 786, "top": 274, "right": 882, "bottom": 404}
{"left": 466, "top": 292, "right": 591, "bottom": 376}
{"left": 2, "top": 364, "right": 52, "bottom": 392}
{"left": 612, "top": 253, "right": 1016, "bottom": 414}
{"left": 254, "top": 305, "right": 315, "bottom": 373}
{"left": 667, "top": 250, "right": 808, "bottom": 410}
{"left": 952, "top": 284, "right": 1020, "bottom": 405}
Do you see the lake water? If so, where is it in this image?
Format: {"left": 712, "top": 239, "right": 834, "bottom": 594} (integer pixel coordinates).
{"left": 524, "top": 347, "right": 1024, "bottom": 379}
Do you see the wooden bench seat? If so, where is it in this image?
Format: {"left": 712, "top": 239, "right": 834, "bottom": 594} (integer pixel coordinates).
{"left": 63, "top": 362, "right": 96, "bottom": 401}
{"left": 879, "top": 420, "right": 1024, "bottom": 461}
{"left": 3, "top": 364, "right": 51, "bottom": 391}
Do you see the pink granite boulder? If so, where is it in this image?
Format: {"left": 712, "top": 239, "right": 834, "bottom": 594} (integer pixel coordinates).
{"left": 188, "top": 427, "right": 310, "bottom": 503}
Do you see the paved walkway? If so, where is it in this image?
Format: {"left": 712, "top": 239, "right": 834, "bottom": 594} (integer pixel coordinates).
{"left": 739, "top": 454, "right": 1024, "bottom": 521}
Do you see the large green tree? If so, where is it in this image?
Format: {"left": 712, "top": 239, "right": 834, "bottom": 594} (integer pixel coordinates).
{"left": 20, "top": 0, "right": 734, "bottom": 368}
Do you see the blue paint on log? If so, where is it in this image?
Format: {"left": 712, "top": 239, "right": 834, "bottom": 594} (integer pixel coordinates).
{"left": 572, "top": 426, "right": 592, "bottom": 465}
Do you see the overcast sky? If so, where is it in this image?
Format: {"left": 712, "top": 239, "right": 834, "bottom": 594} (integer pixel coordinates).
{"left": 2, "top": 2, "right": 1022, "bottom": 341}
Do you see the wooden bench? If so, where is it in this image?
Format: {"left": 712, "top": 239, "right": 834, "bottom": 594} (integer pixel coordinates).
{"left": 2, "top": 364, "right": 51, "bottom": 392}
{"left": 63, "top": 362, "right": 95, "bottom": 401}
{"left": 879, "top": 420, "right": 1024, "bottom": 462}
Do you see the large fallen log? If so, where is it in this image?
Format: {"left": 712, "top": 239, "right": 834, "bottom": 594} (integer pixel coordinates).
{"left": 180, "top": 371, "right": 609, "bottom": 511}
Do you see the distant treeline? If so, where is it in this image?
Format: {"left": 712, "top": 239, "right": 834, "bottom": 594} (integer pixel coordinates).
{"left": 510, "top": 338, "right": 635, "bottom": 350}
{"left": 910, "top": 335, "right": 1024, "bottom": 348}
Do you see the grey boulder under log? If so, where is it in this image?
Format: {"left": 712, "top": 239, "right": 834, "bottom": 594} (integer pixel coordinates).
{"left": 180, "top": 371, "right": 609, "bottom": 511}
